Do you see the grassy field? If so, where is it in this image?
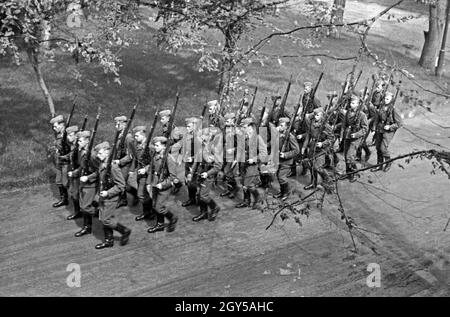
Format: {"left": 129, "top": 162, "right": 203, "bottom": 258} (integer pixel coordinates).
{"left": 0, "top": 0, "right": 448, "bottom": 190}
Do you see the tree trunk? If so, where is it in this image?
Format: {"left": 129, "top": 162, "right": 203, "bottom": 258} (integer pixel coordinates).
{"left": 27, "top": 48, "right": 56, "bottom": 117}
{"left": 436, "top": 0, "right": 450, "bottom": 76}
{"left": 419, "top": 0, "right": 447, "bottom": 69}
{"left": 331, "top": 0, "right": 346, "bottom": 38}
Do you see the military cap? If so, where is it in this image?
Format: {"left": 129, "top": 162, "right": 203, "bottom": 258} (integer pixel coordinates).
{"left": 66, "top": 125, "right": 79, "bottom": 134}
{"left": 313, "top": 107, "right": 325, "bottom": 114}
{"left": 94, "top": 141, "right": 111, "bottom": 152}
{"left": 271, "top": 95, "right": 282, "bottom": 101}
{"left": 50, "top": 115, "right": 64, "bottom": 125}
{"left": 132, "top": 125, "right": 146, "bottom": 134}
{"left": 153, "top": 136, "right": 168, "bottom": 144}
{"left": 159, "top": 109, "right": 171, "bottom": 117}
{"left": 76, "top": 130, "right": 91, "bottom": 139}
{"left": 224, "top": 113, "right": 236, "bottom": 120}
{"left": 185, "top": 117, "right": 201, "bottom": 125}
{"left": 303, "top": 81, "right": 313, "bottom": 88}
{"left": 114, "top": 115, "right": 127, "bottom": 122}
{"left": 207, "top": 100, "right": 219, "bottom": 107}
{"left": 278, "top": 117, "right": 290, "bottom": 124}
{"left": 241, "top": 117, "right": 254, "bottom": 126}
{"left": 385, "top": 91, "right": 394, "bottom": 97}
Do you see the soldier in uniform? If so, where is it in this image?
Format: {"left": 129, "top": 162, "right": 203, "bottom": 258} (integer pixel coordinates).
{"left": 302, "top": 108, "right": 334, "bottom": 191}
{"left": 301, "top": 81, "right": 321, "bottom": 114}
{"left": 112, "top": 115, "right": 136, "bottom": 207}
{"left": 181, "top": 117, "right": 202, "bottom": 207}
{"left": 190, "top": 127, "right": 223, "bottom": 221}
{"left": 341, "top": 95, "right": 369, "bottom": 182}
{"left": 207, "top": 100, "right": 225, "bottom": 130}
{"left": 146, "top": 136, "right": 178, "bottom": 233}
{"left": 356, "top": 89, "right": 375, "bottom": 162}
{"left": 60, "top": 125, "right": 82, "bottom": 220}
{"left": 370, "top": 91, "right": 403, "bottom": 172}
{"left": 220, "top": 112, "right": 239, "bottom": 199}
{"left": 132, "top": 126, "right": 154, "bottom": 222}
{"left": 266, "top": 95, "right": 290, "bottom": 126}
{"left": 235, "top": 118, "right": 268, "bottom": 208}
{"left": 50, "top": 115, "right": 69, "bottom": 208}
{"left": 371, "top": 80, "right": 385, "bottom": 109}
{"left": 274, "top": 117, "right": 299, "bottom": 200}
{"left": 94, "top": 141, "right": 132, "bottom": 249}
{"left": 72, "top": 130, "right": 97, "bottom": 237}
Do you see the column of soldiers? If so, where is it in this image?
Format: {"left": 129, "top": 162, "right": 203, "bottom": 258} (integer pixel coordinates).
{"left": 49, "top": 71, "right": 403, "bottom": 249}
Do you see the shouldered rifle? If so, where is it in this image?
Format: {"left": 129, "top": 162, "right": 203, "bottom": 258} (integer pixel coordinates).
{"left": 236, "top": 90, "right": 249, "bottom": 126}
{"left": 142, "top": 108, "right": 160, "bottom": 166}
{"left": 81, "top": 108, "right": 100, "bottom": 176}
{"left": 310, "top": 72, "right": 324, "bottom": 103}
{"left": 61, "top": 101, "right": 76, "bottom": 155}
{"left": 281, "top": 93, "right": 303, "bottom": 153}
{"left": 257, "top": 97, "right": 267, "bottom": 130}
{"left": 81, "top": 115, "right": 88, "bottom": 131}
{"left": 353, "top": 70, "right": 363, "bottom": 90}
{"left": 246, "top": 86, "right": 258, "bottom": 117}
{"left": 279, "top": 74, "right": 293, "bottom": 116}
{"left": 115, "top": 100, "right": 138, "bottom": 160}
{"left": 102, "top": 129, "right": 121, "bottom": 192}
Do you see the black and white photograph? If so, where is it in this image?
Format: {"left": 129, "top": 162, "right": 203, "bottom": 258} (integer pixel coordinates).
{"left": 0, "top": 0, "right": 449, "bottom": 299}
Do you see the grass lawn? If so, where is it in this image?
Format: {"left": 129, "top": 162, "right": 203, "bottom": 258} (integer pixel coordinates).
{"left": 0, "top": 0, "right": 448, "bottom": 190}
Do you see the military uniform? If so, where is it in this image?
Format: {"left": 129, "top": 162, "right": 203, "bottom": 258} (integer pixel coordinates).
{"left": 302, "top": 109, "right": 334, "bottom": 190}
{"left": 371, "top": 98, "right": 403, "bottom": 172}
{"left": 192, "top": 128, "right": 223, "bottom": 221}
{"left": 95, "top": 142, "right": 131, "bottom": 249}
{"left": 59, "top": 125, "right": 82, "bottom": 220}
{"left": 50, "top": 115, "right": 69, "bottom": 208}
{"left": 274, "top": 117, "right": 299, "bottom": 199}
{"left": 220, "top": 113, "right": 239, "bottom": 199}
{"left": 236, "top": 118, "right": 268, "bottom": 208}
{"left": 341, "top": 102, "right": 369, "bottom": 182}
{"left": 146, "top": 136, "right": 178, "bottom": 233}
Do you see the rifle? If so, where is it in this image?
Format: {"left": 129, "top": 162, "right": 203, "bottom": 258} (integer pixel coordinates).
{"left": 81, "top": 108, "right": 100, "bottom": 177}
{"left": 279, "top": 74, "right": 293, "bottom": 117}
{"left": 353, "top": 70, "right": 363, "bottom": 90}
{"left": 115, "top": 101, "right": 138, "bottom": 160}
{"left": 142, "top": 108, "right": 160, "bottom": 166}
{"left": 61, "top": 101, "right": 76, "bottom": 155}
{"left": 246, "top": 86, "right": 258, "bottom": 117}
{"left": 81, "top": 115, "right": 88, "bottom": 131}
{"left": 265, "top": 92, "right": 280, "bottom": 126}
{"left": 257, "top": 97, "right": 267, "bottom": 130}
{"left": 101, "top": 129, "right": 121, "bottom": 195}
{"left": 152, "top": 92, "right": 180, "bottom": 198}
{"left": 281, "top": 93, "right": 303, "bottom": 153}
{"left": 236, "top": 90, "right": 249, "bottom": 126}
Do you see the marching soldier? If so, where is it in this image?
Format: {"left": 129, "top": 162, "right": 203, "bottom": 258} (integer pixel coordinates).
{"left": 60, "top": 125, "right": 82, "bottom": 220}
{"left": 371, "top": 80, "right": 385, "bottom": 109}
{"left": 132, "top": 126, "right": 154, "bottom": 222}
{"left": 191, "top": 127, "right": 222, "bottom": 221}
{"left": 50, "top": 115, "right": 69, "bottom": 208}
{"left": 356, "top": 89, "right": 375, "bottom": 162}
{"left": 370, "top": 91, "right": 403, "bottom": 172}
{"left": 220, "top": 112, "right": 239, "bottom": 199}
{"left": 274, "top": 117, "right": 299, "bottom": 200}
{"left": 207, "top": 100, "right": 225, "bottom": 130}
{"left": 235, "top": 118, "right": 268, "bottom": 208}
{"left": 72, "top": 130, "right": 96, "bottom": 237}
{"left": 112, "top": 115, "right": 136, "bottom": 207}
{"left": 302, "top": 81, "right": 321, "bottom": 114}
{"left": 146, "top": 136, "right": 178, "bottom": 233}
{"left": 181, "top": 117, "right": 202, "bottom": 207}
{"left": 341, "top": 95, "right": 369, "bottom": 182}
{"left": 94, "top": 141, "right": 132, "bottom": 249}
{"left": 266, "top": 95, "right": 290, "bottom": 125}
{"left": 302, "top": 108, "right": 334, "bottom": 191}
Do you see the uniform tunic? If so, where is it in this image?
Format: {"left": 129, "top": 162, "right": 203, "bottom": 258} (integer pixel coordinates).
{"left": 373, "top": 103, "right": 403, "bottom": 158}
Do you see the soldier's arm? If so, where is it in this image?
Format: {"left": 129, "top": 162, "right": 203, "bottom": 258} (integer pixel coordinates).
{"left": 283, "top": 134, "right": 300, "bottom": 159}
{"left": 159, "top": 157, "right": 177, "bottom": 189}
{"left": 321, "top": 124, "right": 334, "bottom": 148}
{"left": 118, "top": 135, "right": 135, "bottom": 166}
{"left": 353, "top": 113, "right": 368, "bottom": 139}
{"left": 106, "top": 164, "right": 126, "bottom": 197}
{"left": 390, "top": 108, "right": 403, "bottom": 131}
{"left": 257, "top": 135, "right": 268, "bottom": 164}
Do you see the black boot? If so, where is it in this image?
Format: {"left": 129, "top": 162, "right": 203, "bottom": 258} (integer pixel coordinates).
{"left": 67, "top": 199, "right": 82, "bottom": 220}
{"left": 182, "top": 187, "right": 197, "bottom": 207}
{"left": 135, "top": 201, "right": 153, "bottom": 221}
{"left": 74, "top": 213, "right": 92, "bottom": 237}
{"left": 274, "top": 183, "right": 289, "bottom": 199}
{"left": 207, "top": 200, "right": 220, "bottom": 221}
{"left": 115, "top": 223, "right": 131, "bottom": 246}
{"left": 95, "top": 227, "right": 114, "bottom": 249}
{"left": 287, "top": 164, "right": 297, "bottom": 177}
{"left": 192, "top": 201, "right": 208, "bottom": 222}
{"left": 236, "top": 190, "right": 251, "bottom": 208}
{"left": 148, "top": 214, "right": 165, "bottom": 233}
{"left": 383, "top": 156, "right": 392, "bottom": 172}
{"left": 300, "top": 162, "right": 308, "bottom": 176}
{"left": 371, "top": 155, "right": 384, "bottom": 172}
{"left": 364, "top": 146, "right": 372, "bottom": 162}
{"left": 165, "top": 211, "right": 178, "bottom": 232}
{"left": 249, "top": 188, "right": 262, "bottom": 209}
{"left": 53, "top": 185, "right": 69, "bottom": 208}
